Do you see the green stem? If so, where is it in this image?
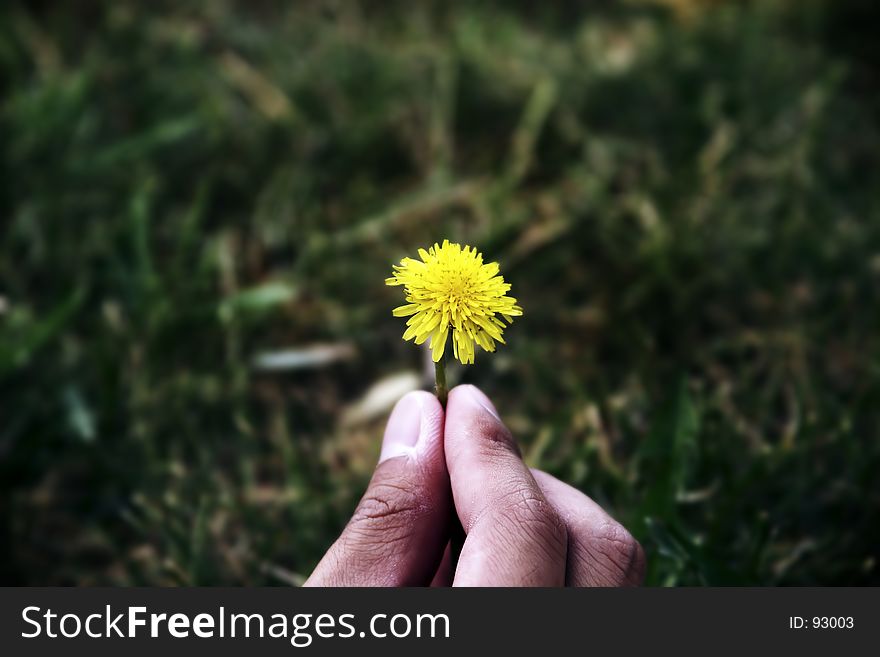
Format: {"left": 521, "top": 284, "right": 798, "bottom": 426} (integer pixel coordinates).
{"left": 434, "top": 358, "right": 448, "bottom": 408}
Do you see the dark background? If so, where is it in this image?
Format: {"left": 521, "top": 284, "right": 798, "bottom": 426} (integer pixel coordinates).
{"left": 1, "top": 0, "right": 879, "bottom": 585}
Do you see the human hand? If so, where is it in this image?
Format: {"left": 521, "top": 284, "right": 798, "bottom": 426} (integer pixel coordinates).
{"left": 305, "top": 384, "right": 645, "bottom": 586}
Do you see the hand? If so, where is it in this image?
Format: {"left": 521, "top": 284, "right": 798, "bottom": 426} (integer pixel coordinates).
{"left": 305, "top": 384, "right": 645, "bottom": 586}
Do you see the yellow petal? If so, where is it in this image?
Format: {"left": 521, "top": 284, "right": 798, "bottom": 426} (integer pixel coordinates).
{"left": 431, "top": 325, "right": 448, "bottom": 362}
{"left": 392, "top": 303, "right": 420, "bottom": 317}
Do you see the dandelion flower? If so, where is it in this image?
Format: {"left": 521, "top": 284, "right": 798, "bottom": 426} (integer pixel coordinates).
{"left": 385, "top": 240, "right": 522, "bottom": 366}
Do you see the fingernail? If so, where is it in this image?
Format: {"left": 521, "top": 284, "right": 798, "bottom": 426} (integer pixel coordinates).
{"left": 461, "top": 384, "right": 501, "bottom": 421}
{"left": 379, "top": 392, "right": 423, "bottom": 463}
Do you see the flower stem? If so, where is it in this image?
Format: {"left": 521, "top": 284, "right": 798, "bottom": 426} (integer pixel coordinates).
{"left": 434, "top": 357, "right": 448, "bottom": 408}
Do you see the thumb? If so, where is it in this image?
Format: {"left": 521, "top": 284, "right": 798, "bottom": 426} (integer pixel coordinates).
{"left": 305, "top": 391, "right": 451, "bottom": 586}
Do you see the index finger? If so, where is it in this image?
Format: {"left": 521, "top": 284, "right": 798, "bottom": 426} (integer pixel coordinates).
{"left": 444, "top": 385, "right": 567, "bottom": 586}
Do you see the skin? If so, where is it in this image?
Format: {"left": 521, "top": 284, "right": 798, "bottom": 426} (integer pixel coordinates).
{"left": 306, "top": 385, "right": 645, "bottom": 587}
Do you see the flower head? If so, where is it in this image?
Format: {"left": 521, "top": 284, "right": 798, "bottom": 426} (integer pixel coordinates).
{"left": 386, "top": 240, "right": 522, "bottom": 364}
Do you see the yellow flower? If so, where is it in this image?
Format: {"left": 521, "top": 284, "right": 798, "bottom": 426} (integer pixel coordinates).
{"left": 386, "top": 240, "right": 522, "bottom": 364}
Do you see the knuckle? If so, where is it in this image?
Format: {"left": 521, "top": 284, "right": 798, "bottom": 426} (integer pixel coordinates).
{"left": 592, "top": 520, "right": 645, "bottom": 585}
{"left": 345, "top": 464, "right": 438, "bottom": 553}
{"left": 470, "top": 415, "right": 521, "bottom": 459}
{"left": 492, "top": 489, "right": 568, "bottom": 563}
{"left": 313, "top": 468, "right": 438, "bottom": 586}
{"left": 350, "top": 480, "right": 423, "bottom": 532}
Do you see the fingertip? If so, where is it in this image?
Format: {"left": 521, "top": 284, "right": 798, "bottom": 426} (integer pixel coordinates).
{"left": 531, "top": 468, "right": 601, "bottom": 517}
{"left": 446, "top": 384, "right": 518, "bottom": 458}
{"left": 379, "top": 390, "right": 444, "bottom": 464}
{"left": 530, "top": 468, "right": 559, "bottom": 490}
{"left": 413, "top": 388, "right": 445, "bottom": 420}
{"left": 448, "top": 384, "right": 500, "bottom": 420}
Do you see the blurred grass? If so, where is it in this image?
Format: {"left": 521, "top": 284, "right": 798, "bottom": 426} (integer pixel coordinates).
{"left": 2, "top": 0, "right": 879, "bottom": 585}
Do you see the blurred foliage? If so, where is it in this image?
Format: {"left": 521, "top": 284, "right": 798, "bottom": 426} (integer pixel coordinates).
{"left": 1, "top": 0, "right": 879, "bottom": 585}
